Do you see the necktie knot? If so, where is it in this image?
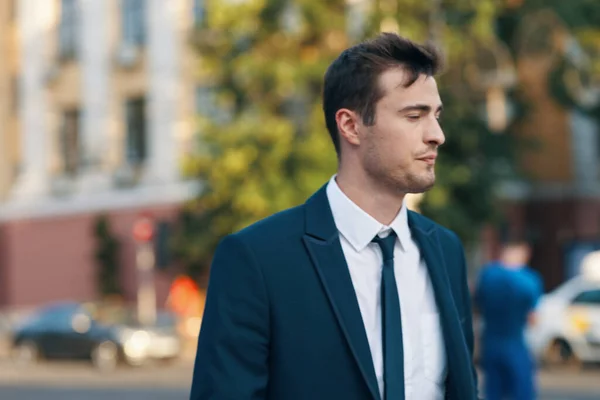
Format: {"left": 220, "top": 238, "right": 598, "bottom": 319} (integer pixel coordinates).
{"left": 372, "top": 231, "right": 397, "bottom": 262}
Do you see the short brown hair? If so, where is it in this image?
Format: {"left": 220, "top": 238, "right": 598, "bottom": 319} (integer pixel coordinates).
{"left": 322, "top": 32, "right": 442, "bottom": 157}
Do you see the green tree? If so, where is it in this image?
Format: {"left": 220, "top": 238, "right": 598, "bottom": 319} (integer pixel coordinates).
{"left": 173, "top": 0, "right": 520, "bottom": 276}
{"left": 366, "top": 0, "right": 522, "bottom": 245}
{"left": 426, "top": 0, "right": 600, "bottom": 245}
{"left": 93, "top": 214, "right": 123, "bottom": 298}
{"left": 173, "top": 0, "right": 346, "bottom": 276}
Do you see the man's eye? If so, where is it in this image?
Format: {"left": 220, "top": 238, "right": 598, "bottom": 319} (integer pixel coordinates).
{"left": 407, "top": 115, "right": 420, "bottom": 121}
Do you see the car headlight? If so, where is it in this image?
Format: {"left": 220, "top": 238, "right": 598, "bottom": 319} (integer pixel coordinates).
{"left": 119, "top": 328, "right": 151, "bottom": 359}
{"left": 571, "top": 314, "right": 591, "bottom": 334}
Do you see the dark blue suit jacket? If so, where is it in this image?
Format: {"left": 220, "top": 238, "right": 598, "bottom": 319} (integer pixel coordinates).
{"left": 190, "top": 185, "right": 479, "bottom": 400}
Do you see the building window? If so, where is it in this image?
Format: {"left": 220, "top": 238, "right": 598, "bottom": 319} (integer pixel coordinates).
{"left": 122, "top": 0, "right": 145, "bottom": 46}
{"left": 59, "top": 0, "right": 79, "bottom": 60}
{"left": 125, "top": 97, "right": 147, "bottom": 165}
{"left": 61, "top": 109, "right": 80, "bottom": 176}
{"left": 193, "top": 0, "right": 205, "bottom": 26}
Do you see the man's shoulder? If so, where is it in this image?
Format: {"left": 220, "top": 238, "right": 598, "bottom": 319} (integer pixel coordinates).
{"left": 520, "top": 267, "right": 544, "bottom": 288}
{"left": 408, "top": 210, "right": 461, "bottom": 244}
{"left": 235, "top": 203, "right": 306, "bottom": 245}
{"left": 524, "top": 266, "right": 543, "bottom": 280}
{"left": 478, "top": 262, "right": 504, "bottom": 281}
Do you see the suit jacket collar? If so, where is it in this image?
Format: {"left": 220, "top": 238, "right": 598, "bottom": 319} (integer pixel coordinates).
{"left": 303, "top": 184, "right": 380, "bottom": 399}
{"left": 408, "top": 211, "right": 477, "bottom": 399}
{"left": 305, "top": 183, "right": 437, "bottom": 240}
{"left": 304, "top": 184, "right": 338, "bottom": 241}
{"left": 326, "top": 175, "right": 412, "bottom": 252}
{"left": 303, "top": 184, "right": 475, "bottom": 399}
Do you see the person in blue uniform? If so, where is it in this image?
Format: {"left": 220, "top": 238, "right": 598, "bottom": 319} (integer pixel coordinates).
{"left": 475, "top": 239, "right": 543, "bottom": 400}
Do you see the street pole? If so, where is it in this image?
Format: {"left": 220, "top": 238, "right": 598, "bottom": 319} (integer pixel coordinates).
{"left": 136, "top": 241, "right": 156, "bottom": 326}
{"left": 428, "top": 0, "right": 442, "bottom": 47}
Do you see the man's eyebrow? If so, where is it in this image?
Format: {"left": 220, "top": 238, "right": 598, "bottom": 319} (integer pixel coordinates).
{"left": 398, "top": 104, "right": 444, "bottom": 113}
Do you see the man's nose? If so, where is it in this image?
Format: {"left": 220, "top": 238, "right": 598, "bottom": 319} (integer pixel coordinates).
{"left": 425, "top": 118, "right": 445, "bottom": 146}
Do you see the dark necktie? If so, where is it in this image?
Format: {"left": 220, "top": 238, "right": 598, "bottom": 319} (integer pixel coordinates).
{"left": 372, "top": 231, "right": 405, "bottom": 400}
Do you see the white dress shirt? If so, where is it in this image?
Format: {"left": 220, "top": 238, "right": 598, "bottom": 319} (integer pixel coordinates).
{"left": 326, "top": 176, "right": 447, "bottom": 400}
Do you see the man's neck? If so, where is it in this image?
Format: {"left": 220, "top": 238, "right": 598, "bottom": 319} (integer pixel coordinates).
{"left": 335, "top": 170, "right": 405, "bottom": 226}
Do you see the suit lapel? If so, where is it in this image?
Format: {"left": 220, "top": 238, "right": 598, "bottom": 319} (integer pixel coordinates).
{"left": 303, "top": 186, "right": 380, "bottom": 400}
{"left": 408, "top": 212, "right": 476, "bottom": 400}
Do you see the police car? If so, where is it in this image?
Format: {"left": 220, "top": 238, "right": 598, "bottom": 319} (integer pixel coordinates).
{"left": 526, "top": 254, "right": 600, "bottom": 368}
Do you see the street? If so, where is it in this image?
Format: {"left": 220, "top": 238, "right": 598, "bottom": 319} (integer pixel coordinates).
{"left": 0, "top": 386, "right": 597, "bottom": 400}
{"left": 0, "top": 357, "right": 193, "bottom": 399}
{"left": 0, "top": 358, "right": 599, "bottom": 399}
{"left": 0, "top": 386, "right": 187, "bottom": 400}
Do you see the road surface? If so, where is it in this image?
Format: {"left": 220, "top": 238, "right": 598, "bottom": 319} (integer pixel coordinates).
{"left": 0, "top": 359, "right": 598, "bottom": 399}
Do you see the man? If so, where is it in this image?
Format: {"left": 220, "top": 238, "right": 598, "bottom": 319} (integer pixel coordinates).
{"left": 190, "top": 32, "right": 479, "bottom": 400}
{"left": 475, "top": 240, "right": 543, "bottom": 400}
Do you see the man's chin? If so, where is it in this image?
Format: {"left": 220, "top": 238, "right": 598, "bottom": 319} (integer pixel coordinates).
{"left": 406, "top": 185, "right": 434, "bottom": 194}
{"left": 405, "top": 176, "right": 436, "bottom": 194}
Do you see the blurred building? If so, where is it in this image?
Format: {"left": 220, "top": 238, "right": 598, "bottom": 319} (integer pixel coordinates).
{"left": 0, "top": 0, "right": 19, "bottom": 203}
{"left": 495, "top": 10, "right": 600, "bottom": 290}
{"left": 0, "top": 0, "right": 203, "bottom": 308}
{"left": 1, "top": 1, "right": 598, "bottom": 308}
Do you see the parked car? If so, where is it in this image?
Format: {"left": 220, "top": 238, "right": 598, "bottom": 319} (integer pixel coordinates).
{"left": 11, "top": 302, "right": 181, "bottom": 371}
{"left": 526, "top": 275, "right": 600, "bottom": 368}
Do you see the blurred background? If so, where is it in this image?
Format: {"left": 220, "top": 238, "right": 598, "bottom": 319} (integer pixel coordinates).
{"left": 0, "top": 0, "right": 599, "bottom": 399}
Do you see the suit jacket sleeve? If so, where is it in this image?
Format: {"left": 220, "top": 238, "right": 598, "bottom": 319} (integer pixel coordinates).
{"left": 190, "top": 234, "right": 270, "bottom": 400}
{"left": 454, "top": 233, "right": 481, "bottom": 400}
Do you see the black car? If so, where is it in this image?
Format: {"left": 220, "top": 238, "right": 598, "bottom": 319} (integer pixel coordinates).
{"left": 11, "top": 302, "right": 181, "bottom": 371}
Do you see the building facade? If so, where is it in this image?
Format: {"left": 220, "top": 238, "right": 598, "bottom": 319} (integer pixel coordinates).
{"left": 1, "top": 2, "right": 598, "bottom": 309}
{"left": 0, "top": 0, "right": 203, "bottom": 308}
{"left": 498, "top": 10, "right": 600, "bottom": 290}
{"left": 0, "top": 0, "right": 20, "bottom": 202}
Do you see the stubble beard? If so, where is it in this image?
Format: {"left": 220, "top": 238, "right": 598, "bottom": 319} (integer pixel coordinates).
{"left": 404, "top": 167, "right": 436, "bottom": 194}
{"left": 362, "top": 136, "right": 437, "bottom": 195}
{"left": 366, "top": 160, "right": 437, "bottom": 196}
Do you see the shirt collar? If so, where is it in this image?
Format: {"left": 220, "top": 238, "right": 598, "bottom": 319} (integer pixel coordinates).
{"left": 326, "top": 175, "right": 411, "bottom": 252}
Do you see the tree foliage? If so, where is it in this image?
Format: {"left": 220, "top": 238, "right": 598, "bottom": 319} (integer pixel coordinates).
{"left": 172, "top": 0, "right": 541, "bottom": 275}
{"left": 173, "top": 0, "right": 346, "bottom": 275}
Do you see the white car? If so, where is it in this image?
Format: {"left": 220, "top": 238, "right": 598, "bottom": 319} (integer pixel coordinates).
{"left": 526, "top": 275, "right": 600, "bottom": 367}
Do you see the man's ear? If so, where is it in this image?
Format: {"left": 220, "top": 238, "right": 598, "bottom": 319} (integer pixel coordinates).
{"left": 335, "top": 108, "right": 361, "bottom": 147}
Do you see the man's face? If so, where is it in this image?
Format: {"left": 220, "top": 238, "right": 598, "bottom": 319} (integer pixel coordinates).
{"left": 501, "top": 243, "right": 531, "bottom": 268}
{"left": 357, "top": 68, "right": 445, "bottom": 194}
